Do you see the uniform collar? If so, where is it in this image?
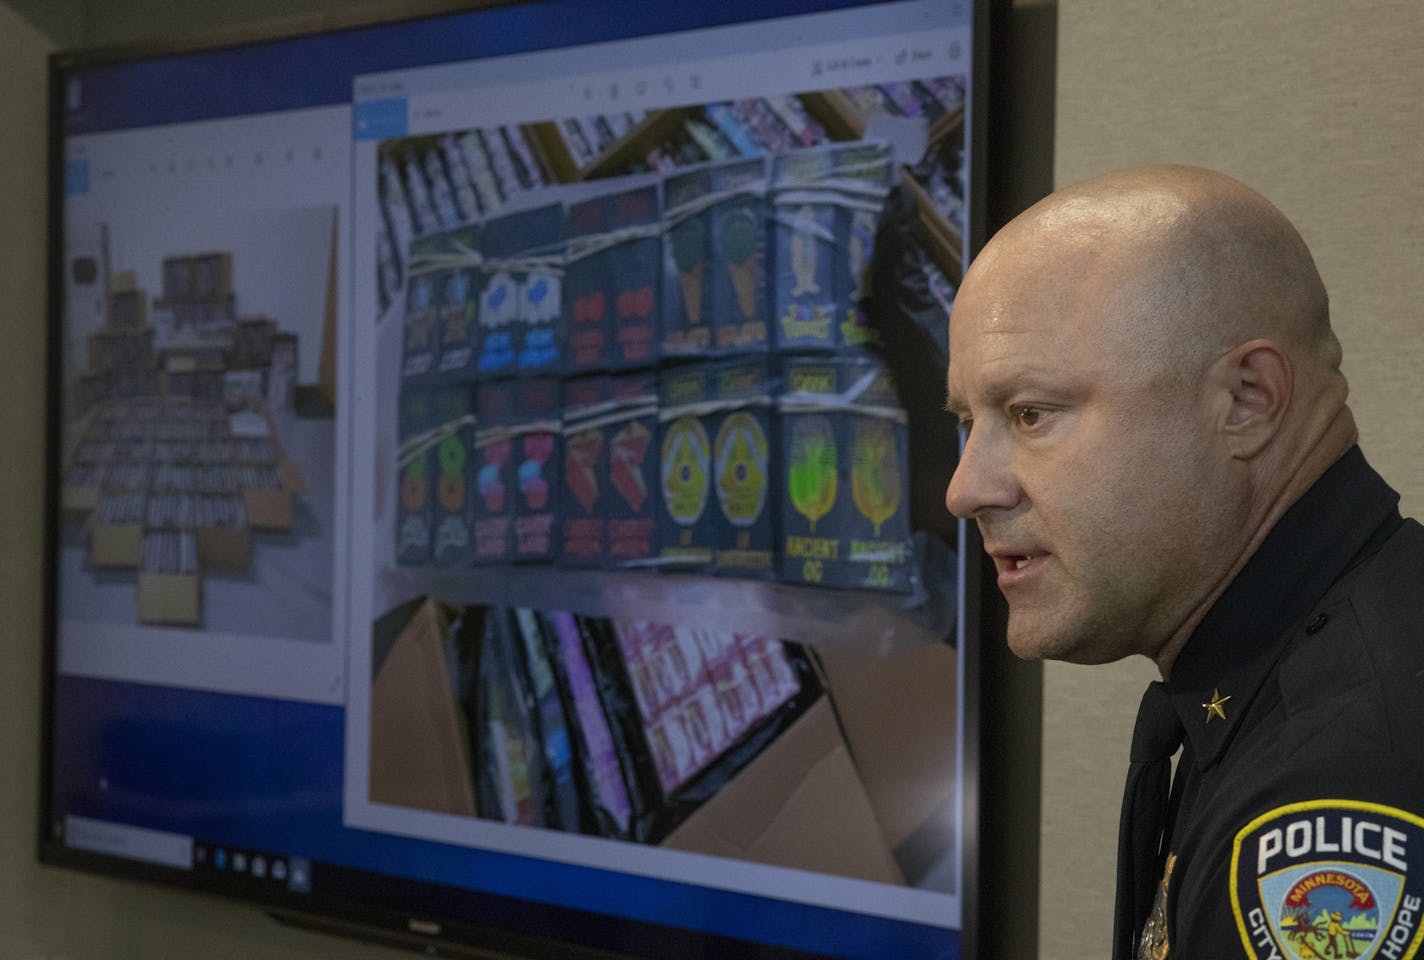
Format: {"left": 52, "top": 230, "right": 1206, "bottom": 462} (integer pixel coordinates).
{"left": 1165, "top": 446, "right": 1401, "bottom": 769}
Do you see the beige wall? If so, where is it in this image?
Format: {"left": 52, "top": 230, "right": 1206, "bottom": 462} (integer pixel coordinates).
{"left": 1043, "top": 1, "right": 1424, "bottom": 957}
{"left": 1, "top": 1, "right": 1419, "bottom": 957}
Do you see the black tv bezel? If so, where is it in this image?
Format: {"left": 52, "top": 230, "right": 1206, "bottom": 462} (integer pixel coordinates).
{"left": 37, "top": 2, "right": 1007, "bottom": 957}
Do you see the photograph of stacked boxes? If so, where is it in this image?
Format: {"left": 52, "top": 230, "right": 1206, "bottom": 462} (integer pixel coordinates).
{"left": 57, "top": 206, "right": 336, "bottom": 638}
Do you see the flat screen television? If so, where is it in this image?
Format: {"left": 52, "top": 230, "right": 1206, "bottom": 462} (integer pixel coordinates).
{"left": 41, "top": 2, "right": 996, "bottom": 957}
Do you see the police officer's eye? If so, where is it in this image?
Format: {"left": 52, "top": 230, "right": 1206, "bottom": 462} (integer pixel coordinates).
{"left": 1013, "top": 406, "right": 1043, "bottom": 428}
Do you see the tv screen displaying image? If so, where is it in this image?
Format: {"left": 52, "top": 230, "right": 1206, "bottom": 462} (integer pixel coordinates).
{"left": 43, "top": 2, "right": 986, "bottom": 957}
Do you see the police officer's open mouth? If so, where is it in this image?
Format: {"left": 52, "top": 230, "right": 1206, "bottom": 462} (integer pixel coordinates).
{"left": 991, "top": 552, "right": 1045, "bottom": 573}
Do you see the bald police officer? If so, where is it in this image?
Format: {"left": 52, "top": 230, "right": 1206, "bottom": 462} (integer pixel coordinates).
{"left": 944, "top": 165, "right": 1424, "bottom": 958}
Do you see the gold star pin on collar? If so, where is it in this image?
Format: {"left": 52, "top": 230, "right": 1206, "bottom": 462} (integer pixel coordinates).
{"left": 1202, "top": 688, "right": 1232, "bottom": 723}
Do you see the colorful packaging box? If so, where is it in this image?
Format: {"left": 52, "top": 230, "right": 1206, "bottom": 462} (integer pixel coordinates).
{"left": 401, "top": 269, "right": 439, "bottom": 383}
{"left": 564, "top": 198, "right": 614, "bottom": 373}
{"left": 395, "top": 386, "right": 434, "bottom": 566}
{"left": 661, "top": 168, "right": 715, "bottom": 358}
{"left": 710, "top": 357, "right": 775, "bottom": 578}
{"left": 709, "top": 158, "right": 771, "bottom": 354}
{"left": 656, "top": 364, "right": 715, "bottom": 569}
{"left": 479, "top": 203, "right": 566, "bottom": 376}
{"left": 472, "top": 380, "right": 516, "bottom": 562}
{"left": 547, "top": 611, "right": 633, "bottom": 837}
{"left": 833, "top": 141, "right": 894, "bottom": 349}
{"left": 431, "top": 225, "right": 482, "bottom": 382}
{"left": 773, "top": 149, "right": 838, "bottom": 351}
{"left": 559, "top": 375, "right": 611, "bottom": 566}
{"left": 606, "top": 184, "right": 661, "bottom": 369}
{"left": 429, "top": 384, "right": 477, "bottom": 567}
{"left": 512, "top": 377, "right": 562, "bottom": 561}
{"left": 842, "top": 359, "right": 912, "bottom": 592}
{"left": 564, "top": 182, "right": 661, "bottom": 374}
{"left": 777, "top": 356, "right": 912, "bottom": 591}
{"left": 603, "top": 371, "right": 658, "bottom": 568}
{"left": 611, "top": 621, "right": 802, "bottom": 801}
{"left": 772, "top": 141, "right": 894, "bottom": 352}
{"left": 777, "top": 358, "right": 843, "bottom": 586}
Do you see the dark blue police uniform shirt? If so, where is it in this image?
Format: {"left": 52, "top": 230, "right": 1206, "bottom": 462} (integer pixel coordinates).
{"left": 1148, "top": 446, "right": 1424, "bottom": 958}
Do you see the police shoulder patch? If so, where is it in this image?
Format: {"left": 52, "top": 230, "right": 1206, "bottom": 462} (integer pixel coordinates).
{"left": 1231, "top": 799, "right": 1424, "bottom": 960}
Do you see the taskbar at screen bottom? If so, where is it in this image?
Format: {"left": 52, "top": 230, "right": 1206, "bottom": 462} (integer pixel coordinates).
{"left": 46, "top": 817, "right": 960, "bottom": 960}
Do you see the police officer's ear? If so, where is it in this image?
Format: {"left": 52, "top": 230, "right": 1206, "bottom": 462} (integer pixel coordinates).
{"left": 1211, "top": 338, "right": 1292, "bottom": 460}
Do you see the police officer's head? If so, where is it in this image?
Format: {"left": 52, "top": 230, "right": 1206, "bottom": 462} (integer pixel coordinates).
{"left": 944, "top": 164, "right": 1356, "bottom": 673}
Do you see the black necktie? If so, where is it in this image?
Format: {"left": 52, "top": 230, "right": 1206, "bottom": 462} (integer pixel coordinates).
{"left": 1113, "top": 680, "right": 1184, "bottom": 960}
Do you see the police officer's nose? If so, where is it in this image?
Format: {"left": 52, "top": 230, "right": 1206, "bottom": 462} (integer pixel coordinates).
{"left": 945, "top": 426, "right": 1020, "bottom": 519}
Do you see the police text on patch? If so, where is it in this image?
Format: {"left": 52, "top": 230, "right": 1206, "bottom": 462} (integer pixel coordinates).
{"left": 1257, "top": 814, "right": 1409, "bottom": 875}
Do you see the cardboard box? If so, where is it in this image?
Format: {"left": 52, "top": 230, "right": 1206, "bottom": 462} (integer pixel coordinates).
{"left": 664, "top": 638, "right": 958, "bottom": 888}
{"left": 662, "top": 696, "right": 903, "bottom": 885}
{"left": 162, "top": 255, "right": 193, "bottom": 302}
{"left": 231, "top": 316, "right": 277, "bottom": 369}
{"left": 76, "top": 370, "right": 111, "bottom": 411}
{"left": 111, "top": 369, "right": 161, "bottom": 399}
{"left": 361, "top": 600, "right": 915, "bottom": 888}
{"left": 268, "top": 332, "right": 298, "bottom": 414}
{"left": 62, "top": 483, "right": 100, "bottom": 516}
{"left": 163, "top": 343, "right": 230, "bottom": 373}
{"left": 244, "top": 485, "right": 293, "bottom": 531}
{"left": 137, "top": 573, "right": 201, "bottom": 625}
{"left": 163, "top": 362, "right": 226, "bottom": 401}
{"left": 190, "top": 252, "right": 233, "bottom": 300}
{"left": 369, "top": 598, "right": 477, "bottom": 816}
{"left": 88, "top": 326, "right": 155, "bottom": 372}
{"left": 816, "top": 642, "right": 958, "bottom": 884}
{"left": 197, "top": 518, "right": 252, "bottom": 574}
{"left": 106, "top": 288, "right": 148, "bottom": 330}
{"left": 89, "top": 521, "right": 143, "bottom": 568}
{"left": 235, "top": 405, "right": 303, "bottom": 530}
{"left": 277, "top": 458, "right": 305, "bottom": 496}
{"left": 222, "top": 368, "right": 266, "bottom": 407}
{"left": 88, "top": 489, "right": 147, "bottom": 568}
{"left": 62, "top": 438, "right": 104, "bottom": 516}
{"left": 195, "top": 295, "right": 237, "bottom": 332}
{"left": 137, "top": 529, "right": 201, "bottom": 625}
